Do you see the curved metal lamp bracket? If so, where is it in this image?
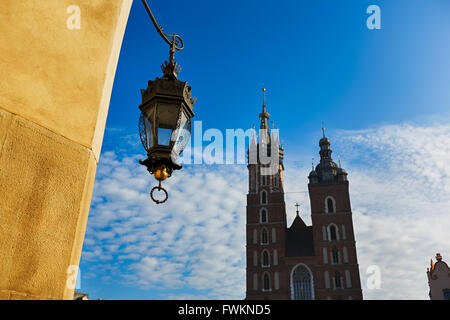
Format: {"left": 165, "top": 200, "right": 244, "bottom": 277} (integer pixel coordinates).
{"left": 142, "top": 0, "right": 184, "bottom": 62}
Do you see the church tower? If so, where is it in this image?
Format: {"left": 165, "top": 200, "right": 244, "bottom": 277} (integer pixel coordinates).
{"left": 245, "top": 91, "right": 363, "bottom": 300}
{"left": 246, "top": 89, "right": 287, "bottom": 299}
{"left": 308, "top": 129, "right": 363, "bottom": 300}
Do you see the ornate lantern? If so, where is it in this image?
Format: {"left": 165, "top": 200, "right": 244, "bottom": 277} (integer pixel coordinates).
{"left": 139, "top": 0, "right": 196, "bottom": 204}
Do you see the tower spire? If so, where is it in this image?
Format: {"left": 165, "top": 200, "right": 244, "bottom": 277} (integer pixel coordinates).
{"left": 262, "top": 87, "right": 266, "bottom": 111}
{"left": 259, "top": 88, "right": 270, "bottom": 133}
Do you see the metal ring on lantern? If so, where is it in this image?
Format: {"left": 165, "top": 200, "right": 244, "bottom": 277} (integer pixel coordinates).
{"left": 150, "top": 183, "right": 169, "bottom": 204}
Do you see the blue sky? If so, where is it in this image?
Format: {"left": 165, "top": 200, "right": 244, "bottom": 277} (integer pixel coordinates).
{"left": 105, "top": 0, "right": 450, "bottom": 157}
{"left": 79, "top": 0, "right": 450, "bottom": 299}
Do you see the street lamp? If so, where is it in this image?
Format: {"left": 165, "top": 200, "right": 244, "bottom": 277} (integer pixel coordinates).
{"left": 139, "top": 0, "right": 196, "bottom": 204}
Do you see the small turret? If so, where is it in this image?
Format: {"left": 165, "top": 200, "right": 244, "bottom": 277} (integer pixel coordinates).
{"left": 309, "top": 127, "right": 348, "bottom": 185}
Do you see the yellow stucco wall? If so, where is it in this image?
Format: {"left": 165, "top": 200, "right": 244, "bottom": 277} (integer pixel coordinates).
{"left": 0, "top": 0, "right": 133, "bottom": 300}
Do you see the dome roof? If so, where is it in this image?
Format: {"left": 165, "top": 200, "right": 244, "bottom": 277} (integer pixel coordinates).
{"left": 309, "top": 130, "right": 349, "bottom": 184}
{"left": 309, "top": 170, "right": 318, "bottom": 176}
{"left": 319, "top": 137, "right": 331, "bottom": 145}
{"left": 315, "top": 160, "right": 339, "bottom": 172}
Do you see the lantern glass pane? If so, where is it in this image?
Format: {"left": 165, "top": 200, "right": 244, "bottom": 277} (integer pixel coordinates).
{"left": 157, "top": 103, "right": 180, "bottom": 146}
{"left": 158, "top": 128, "right": 172, "bottom": 146}
{"left": 144, "top": 107, "right": 155, "bottom": 150}
{"left": 171, "top": 111, "right": 191, "bottom": 159}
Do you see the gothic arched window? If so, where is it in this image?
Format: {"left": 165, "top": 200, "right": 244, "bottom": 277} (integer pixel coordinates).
{"left": 263, "top": 272, "right": 271, "bottom": 291}
{"left": 261, "top": 228, "right": 269, "bottom": 245}
{"left": 332, "top": 247, "right": 339, "bottom": 264}
{"left": 291, "top": 264, "right": 314, "bottom": 300}
{"left": 325, "top": 196, "right": 336, "bottom": 213}
{"left": 327, "top": 198, "right": 334, "bottom": 212}
{"left": 260, "top": 209, "right": 268, "bottom": 224}
{"left": 329, "top": 224, "right": 338, "bottom": 241}
{"left": 261, "top": 190, "right": 267, "bottom": 204}
{"left": 262, "top": 250, "right": 270, "bottom": 267}
{"left": 261, "top": 175, "right": 267, "bottom": 186}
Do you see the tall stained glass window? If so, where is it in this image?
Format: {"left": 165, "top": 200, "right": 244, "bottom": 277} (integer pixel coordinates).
{"left": 292, "top": 265, "right": 313, "bottom": 300}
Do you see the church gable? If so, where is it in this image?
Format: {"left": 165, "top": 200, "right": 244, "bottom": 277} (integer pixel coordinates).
{"left": 285, "top": 215, "right": 315, "bottom": 257}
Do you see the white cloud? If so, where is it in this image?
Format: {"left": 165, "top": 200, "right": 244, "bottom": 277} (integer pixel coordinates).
{"left": 332, "top": 124, "right": 450, "bottom": 299}
{"left": 82, "top": 123, "right": 450, "bottom": 300}
{"left": 83, "top": 151, "right": 247, "bottom": 299}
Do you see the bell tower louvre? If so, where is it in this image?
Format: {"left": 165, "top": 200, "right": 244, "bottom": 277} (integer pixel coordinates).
{"left": 245, "top": 92, "right": 363, "bottom": 300}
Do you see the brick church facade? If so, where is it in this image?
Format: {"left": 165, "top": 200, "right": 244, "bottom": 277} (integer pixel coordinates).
{"left": 245, "top": 92, "right": 363, "bottom": 300}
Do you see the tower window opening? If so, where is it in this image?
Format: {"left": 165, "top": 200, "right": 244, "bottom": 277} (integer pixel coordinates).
{"left": 332, "top": 247, "right": 339, "bottom": 264}
{"left": 335, "top": 271, "right": 342, "bottom": 289}
{"left": 262, "top": 250, "right": 270, "bottom": 267}
{"left": 261, "top": 228, "right": 269, "bottom": 245}
{"left": 260, "top": 209, "right": 268, "bottom": 224}
{"left": 261, "top": 190, "right": 267, "bottom": 204}
{"left": 263, "top": 273, "right": 271, "bottom": 291}
{"left": 329, "top": 225, "right": 338, "bottom": 241}
{"left": 326, "top": 197, "right": 335, "bottom": 213}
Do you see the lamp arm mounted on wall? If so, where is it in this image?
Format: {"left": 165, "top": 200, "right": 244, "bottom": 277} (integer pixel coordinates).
{"left": 141, "top": 0, "right": 184, "bottom": 63}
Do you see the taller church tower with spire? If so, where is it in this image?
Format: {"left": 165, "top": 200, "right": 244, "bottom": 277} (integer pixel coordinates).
{"left": 245, "top": 91, "right": 363, "bottom": 300}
